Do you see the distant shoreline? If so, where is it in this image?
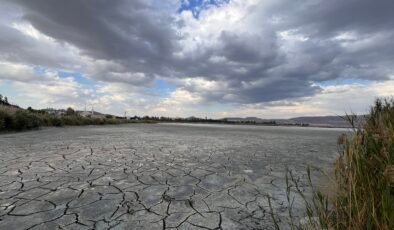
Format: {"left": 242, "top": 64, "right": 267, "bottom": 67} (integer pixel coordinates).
{"left": 0, "top": 121, "right": 350, "bottom": 135}
{"left": 153, "top": 120, "right": 352, "bottom": 129}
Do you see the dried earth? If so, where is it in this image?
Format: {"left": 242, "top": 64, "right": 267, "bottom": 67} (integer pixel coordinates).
{"left": 0, "top": 123, "right": 344, "bottom": 229}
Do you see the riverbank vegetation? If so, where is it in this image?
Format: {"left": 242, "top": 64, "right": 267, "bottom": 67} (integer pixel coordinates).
{"left": 0, "top": 96, "right": 150, "bottom": 132}
{"left": 0, "top": 107, "right": 139, "bottom": 132}
{"left": 277, "top": 98, "right": 394, "bottom": 229}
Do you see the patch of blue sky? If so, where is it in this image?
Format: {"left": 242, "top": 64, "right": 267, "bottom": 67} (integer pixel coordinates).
{"left": 57, "top": 70, "right": 95, "bottom": 86}
{"left": 203, "top": 103, "right": 232, "bottom": 113}
{"left": 178, "top": 0, "right": 230, "bottom": 18}
{"left": 150, "top": 79, "right": 177, "bottom": 97}
{"left": 0, "top": 82, "right": 16, "bottom": 98}
{"left": 317, "top": 79, "right": 373, "bottom": 87}
{"left": 0, "top": 82, "right": 27, "bottom": 107}
{"left": 33, "top": 66, "right": 94, "bottom": 86}
{"left": 33, "top": 66, "right": 47, "bottom": 74}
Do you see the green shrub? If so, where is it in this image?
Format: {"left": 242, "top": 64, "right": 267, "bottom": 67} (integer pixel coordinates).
{"left": 40, "top": 116, "right": 52, "bottom": 126}
{"left": 0, "top": 110, "right": 7, "bottom": 130}
{"left": 50, "top": 117, "right": 63, "bottom": 127}
{"left": 3, "top": 112, "right": 14, "bottom": 130}
{"left": 12, "top": 111, "right": 40, "bottom": 130}
{"left": 0, "top": 107, "right": 139, "bottom": 132}
{"left": 0, "top": 109, "right": 16, "bottom": 131}
{"left": 92, "top": 118, "right": 104, "bottom": 125}
{"left": 61, "top": 116, "right": 76, "bottom": 126}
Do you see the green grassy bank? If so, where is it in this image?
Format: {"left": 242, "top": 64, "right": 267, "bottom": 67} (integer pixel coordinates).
{"left": 0, "top": 106, "right": 147, "bottom": 132}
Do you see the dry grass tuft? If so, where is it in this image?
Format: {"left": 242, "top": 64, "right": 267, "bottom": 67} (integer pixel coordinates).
{"left": 276, "top": 98, "right": 394, "bottom": 230}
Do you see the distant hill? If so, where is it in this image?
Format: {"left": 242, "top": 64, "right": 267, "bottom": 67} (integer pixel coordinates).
{"left": 226, "top": 117, "right": 265, "bottom": 122}
{"left": 224, "top": 115, "right": 367, "bottom": 128}
{"left": 289, "top": 115, "right": 363, "bottom": 127}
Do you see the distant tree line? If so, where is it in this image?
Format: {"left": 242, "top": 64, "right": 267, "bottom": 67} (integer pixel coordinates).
{"left": 130, "top": 115, "right": 280, "bottom": 125}
{"left": 0, "top": 94, "right": 20, "bottom": 108}
{"left": 0, "top": 94, "right": 309, "bottom": 132}
{"left": 0, "top": 95, "right": 143, "bottom": 132}
{"left": 0, "top": 94, "right": 9, "bottom": 105}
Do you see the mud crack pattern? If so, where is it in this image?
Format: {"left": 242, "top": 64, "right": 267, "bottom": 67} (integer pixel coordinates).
{"left": 0, "top": 124, "right": 342, "bottom": 229}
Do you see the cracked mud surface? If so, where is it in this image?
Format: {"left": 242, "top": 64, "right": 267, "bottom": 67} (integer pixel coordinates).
{"left": 0, "top": 123, "right": 344, "bottom": 229}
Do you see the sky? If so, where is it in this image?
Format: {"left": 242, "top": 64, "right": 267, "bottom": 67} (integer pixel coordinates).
{"left": 0, "top": 0, "right": 393, "bottom": 119}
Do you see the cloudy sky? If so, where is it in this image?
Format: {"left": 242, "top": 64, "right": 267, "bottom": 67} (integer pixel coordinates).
{"left": 0, "top": 0, "right": 393, "bottom": 118}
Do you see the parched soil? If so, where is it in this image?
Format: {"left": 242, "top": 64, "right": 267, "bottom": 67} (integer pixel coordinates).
{"left": 0, "top": 124, "right": 343, "bottom": 229}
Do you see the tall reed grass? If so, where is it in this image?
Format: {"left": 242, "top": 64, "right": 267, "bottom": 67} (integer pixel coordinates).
{"left": 272, "top": 98, "right": 394, "bottom": 229}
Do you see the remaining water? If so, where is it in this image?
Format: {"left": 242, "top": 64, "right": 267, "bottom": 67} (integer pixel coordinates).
{"left": 0, "top": 123, "right": 345, "bottom": 229}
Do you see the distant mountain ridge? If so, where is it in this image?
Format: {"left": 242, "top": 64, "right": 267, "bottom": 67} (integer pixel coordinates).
{"left": 224, "top": 115, "right": 367, "bottom": 127}
{"left": 289, "top": 115, "right": 363, "bottom": 127}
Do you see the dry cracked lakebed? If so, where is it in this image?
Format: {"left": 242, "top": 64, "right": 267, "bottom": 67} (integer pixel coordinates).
{"left": 0, "top": 123, "right": 344, "bottom": 229}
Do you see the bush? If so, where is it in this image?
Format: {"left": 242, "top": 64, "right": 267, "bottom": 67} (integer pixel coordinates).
{"left": 3, "top": 113, "right": 14, "bottom": 130}
{"left": 40, "top": 116, "right": 52, "bottom": 126}
{"left": 0, "top": 109, "right": 16, "bottom": 131}
{"left": 49, "top": 117, "right": 63, "bottom": 127}
{"left": 61, "top": 116, "right": 77, "bottom": 126}
{"left": 13, "top": 110, "right": 42, "bottom": 130}
{"left": 65, "top": 107, "right": 75, "bottom": 116}
{"left": 8, "top": 110, "right": 41, "bottom": 130}
{"left": 0, "top": 106, "right": 138, "bottom": 132}
{"left": 0, "top": 110, "right": 7, "bottom": 130}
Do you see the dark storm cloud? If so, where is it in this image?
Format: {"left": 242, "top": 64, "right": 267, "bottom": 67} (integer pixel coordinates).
{"left": 3, "top": 0, "right": 394, "bottom": 104}
{"left": 219, "top": 31, "right": 278, "bottom": 64}
{"left": 12, "top": 0, "right": 175, "bottom": 61}
{"left": 6, "top": 0, "right": 177, "bottom": 84}
{"left": 177, "top": 0, "right": 394, "bottom": 103}
{"left": 271, "top": 0, "right": 394, "bottom": 36}
{"left": 0, "top": 24, "right": 80, "bottom": 69}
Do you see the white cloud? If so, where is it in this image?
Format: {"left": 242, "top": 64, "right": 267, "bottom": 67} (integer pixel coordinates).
{"left": 0, "top": 0, "right": 393, "bottom": 118}
{"left": 222, "top": 81, "right": 394, "bottom": 119}
{"left": 12, "top": 21, "right": 55, "bottom": 42}
{"left": 175, "top": 0, "right": 260, "bottom": 57}
{"left": 0, "top": 63, "right": 92, "bottom": 109}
